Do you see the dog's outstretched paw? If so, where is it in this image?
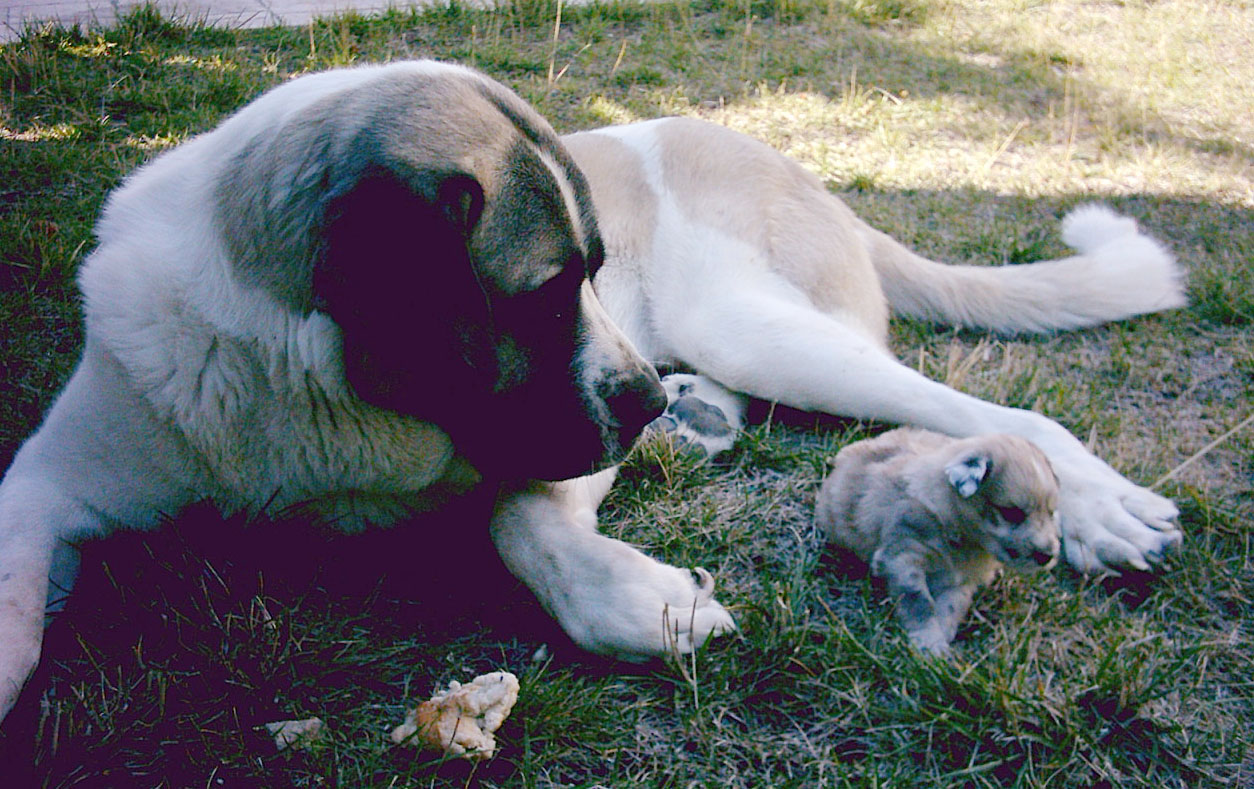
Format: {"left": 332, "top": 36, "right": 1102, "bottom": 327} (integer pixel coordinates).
{"left": 491, "top": 487, "right": 737, "bottom": 666}
{"left": 1058, "top": 473, "right": 1183, "bottom": 575}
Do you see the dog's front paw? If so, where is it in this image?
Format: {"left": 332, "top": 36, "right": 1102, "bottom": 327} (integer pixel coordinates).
{"left": 659, "top": 567, "right": 738, "bottom": 655}
{"left": 492, "top": 489, "right": 737, "bottom": 665}
{"left": 563, "top": 561, "right": 736, "bottom": 662}
{"left": 1058, "top": 471, "right": 1182, "bottom": 575}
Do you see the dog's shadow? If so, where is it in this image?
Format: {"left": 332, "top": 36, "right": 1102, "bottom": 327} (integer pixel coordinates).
{"left": 0, "top": 496, "right": 600, "bottom": 782}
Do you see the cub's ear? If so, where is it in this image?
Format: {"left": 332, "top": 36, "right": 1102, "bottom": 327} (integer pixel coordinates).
{"left": 312, "top": 168, "right": 490, "bottom": 416}
{"left": 945, "top": 452, "right": 991, "bottom": 499}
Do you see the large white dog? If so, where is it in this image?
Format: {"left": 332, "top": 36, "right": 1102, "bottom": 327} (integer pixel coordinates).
{"left": 0, "top": 61, "right": 1185, "bottom": 725}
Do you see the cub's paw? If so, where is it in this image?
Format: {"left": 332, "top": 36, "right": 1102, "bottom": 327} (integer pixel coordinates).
{"left": 905, "top": 625, "right": 955, "bottom": 659}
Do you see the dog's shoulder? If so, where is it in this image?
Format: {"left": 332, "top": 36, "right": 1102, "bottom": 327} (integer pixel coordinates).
{"left": 67, "top": 64, "right": 510, "bottom": 518}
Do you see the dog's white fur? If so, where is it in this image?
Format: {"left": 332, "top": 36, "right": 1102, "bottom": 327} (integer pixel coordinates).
{"left": 0, "top": 64, "right": 1186, "bottom": 725}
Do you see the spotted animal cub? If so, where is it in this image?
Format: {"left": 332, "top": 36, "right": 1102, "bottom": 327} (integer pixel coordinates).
{"left": 815, "top": 428, "right": 1061, "bottom": 655}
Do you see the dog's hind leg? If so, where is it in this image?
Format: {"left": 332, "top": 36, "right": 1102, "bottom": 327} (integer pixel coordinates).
{"left": 490, "top": 482, "right": 736, "bottom": 661}
{"left": 872, "top": 545, "right": 951, "bottom": 655}
{"left": 660, "top": 291, "right": 1181, "bottom": 576}
{"left": 931, "top": 583, "right": 978, "bottom": 645}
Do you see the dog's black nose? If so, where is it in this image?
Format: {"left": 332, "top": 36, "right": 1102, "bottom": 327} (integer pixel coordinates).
{"left": 607, "top": 375, "right": 668, "bottom": 448}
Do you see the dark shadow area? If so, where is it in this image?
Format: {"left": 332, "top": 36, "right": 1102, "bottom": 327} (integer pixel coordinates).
{"left": 0, "top": 495, "right": 621, "bottom": 785}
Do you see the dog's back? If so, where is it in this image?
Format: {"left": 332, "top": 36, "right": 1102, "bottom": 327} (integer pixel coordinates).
{"left": 570, "top": 117, "right": 1185, "bottom": 346}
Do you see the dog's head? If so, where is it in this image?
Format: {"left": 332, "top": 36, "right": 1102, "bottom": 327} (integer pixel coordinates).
{"left": 214, "top": 62, "right": 664, "bottom": 481}
{"left": 943, "top": 434, "right": 1061, "bottom": 571}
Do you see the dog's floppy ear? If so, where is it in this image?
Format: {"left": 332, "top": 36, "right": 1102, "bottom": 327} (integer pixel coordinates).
{"left": 312, "top": 167, "right": 492, "bottom": 416}
{"left": 945, "top": 452, "right": 991, "bottom": 498}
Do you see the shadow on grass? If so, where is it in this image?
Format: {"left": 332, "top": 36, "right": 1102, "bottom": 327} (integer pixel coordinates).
{"left": 0, "top": 495, "right": 607, "bottom": 785}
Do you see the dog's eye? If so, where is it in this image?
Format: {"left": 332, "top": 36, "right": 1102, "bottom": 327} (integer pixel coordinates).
{"left": 512, "top": 268, "right": 578, "bottom": 323}
{"left": 996, "top": 505, "right": 1028, "bottom": 525}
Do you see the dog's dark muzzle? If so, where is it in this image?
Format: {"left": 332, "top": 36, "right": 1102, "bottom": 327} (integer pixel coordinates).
{"left": 605, "top": 371, "right": 668, "bottom": 453}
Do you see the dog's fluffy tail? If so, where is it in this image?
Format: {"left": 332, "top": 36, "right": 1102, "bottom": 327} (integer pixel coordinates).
{"left": 864, "top": 205, "right": 1187, "bottom": 333}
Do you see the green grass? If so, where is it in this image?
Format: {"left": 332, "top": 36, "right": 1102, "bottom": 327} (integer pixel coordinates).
{"left": 1, "top": 1, "right": 1251, "bottom": 785}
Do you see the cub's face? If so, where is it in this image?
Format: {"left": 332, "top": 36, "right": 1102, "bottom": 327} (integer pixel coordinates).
{"left": 977, "top": 499, "right": 1061, "bottom": 572}
{"left": 946, "top": 435, "right": 1062, "bottom": 571}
